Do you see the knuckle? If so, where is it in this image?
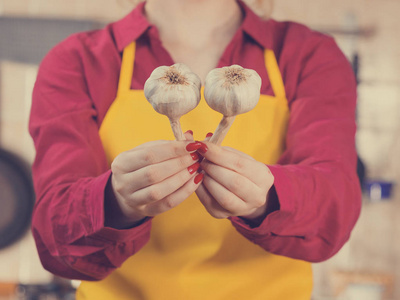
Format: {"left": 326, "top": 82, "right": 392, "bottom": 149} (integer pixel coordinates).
{"left": 147, "top": 187, "right": 163, "bottom": 201}
{"left": 230, "top": 174, "right": 244, "bottom": 192}
{"left": 144, "top": 166, "right": 161, "bottom": 183}
{"left": 170, "top": 143, "right": 182, "bottom": 158}
{"left": 261, "top": 163, "right": 273, "bottom": 177}
{"left": 111, "top": 156, "right": 123, "bottom": 173}
{"left": 254, "top": 194, "right": 267, "bottom": 208}
{"left": 140, "top": 205, "right": 154, "bottom": 217}
{"left": 233, "top": 157, "right": 247, "bottom": 171}
{"left": 111, "top": 175, "right": 125, "bottom": 195}
{"left": 162, "top": 196, "right": 176, "bottom": 210}
{"left": 113, "top": 181, "right": 124, "bottom": 194}
{"left": 218, "top": 195, "right": 234, "bottom": 210}
{"left": 142, "top": 150, "right": 157, "bottom": 165}
{"left": 125, "top": 197, "right": 139, "bottom": 210}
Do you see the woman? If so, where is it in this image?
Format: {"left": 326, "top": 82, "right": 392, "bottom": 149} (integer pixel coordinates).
{"left": 29, "top": 0, "right": 361, "bottom": 299}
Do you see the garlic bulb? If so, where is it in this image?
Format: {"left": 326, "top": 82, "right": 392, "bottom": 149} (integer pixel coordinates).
{"left": 204, "top": 65, "right": 262, "bottom": 145}
{"left": 144, "top": 63, "right": 201, "bottom": 141}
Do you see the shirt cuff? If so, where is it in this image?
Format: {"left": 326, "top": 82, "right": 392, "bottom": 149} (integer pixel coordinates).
{"left": 87, "top": 170, "right": 152, "bottom": 243}
{"left": 230, "top": 164, "right": 296, "bottom": 239}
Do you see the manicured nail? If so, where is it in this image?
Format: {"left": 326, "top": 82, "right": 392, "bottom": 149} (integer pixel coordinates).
{"left": 206, "top": 132, "right": 213, "bottom": 138}
{"left": 186, "top": 142, "right": 202, "bottom": 152}
{"left": 185, "top": 130, "right": 193, "bottom": 135}
{"left": 190, "top": 152, "right": 200, "bottom": 161}
{"left": 194, "top": 172, "right": 204, "bottom": 184}
{"left": 197, "top": 142, "right": 208, "bottom": 154}
{"left": 188, "top": 162, "right": 200, "bottom": 175}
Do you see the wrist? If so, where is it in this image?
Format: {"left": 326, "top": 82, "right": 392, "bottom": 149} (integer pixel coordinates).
{"left": 239, "top": 186, "right": 279, "bottom": 228}
{"left": 239, "top": 204, "right": 268, "bottom": 228}
{"left": 104, "top": 175, "right": 146, "bottom": 229}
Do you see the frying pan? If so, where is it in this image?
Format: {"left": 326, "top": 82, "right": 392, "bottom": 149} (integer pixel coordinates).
{"left": 0, "top": 148, "right": 35, "bottom": 249}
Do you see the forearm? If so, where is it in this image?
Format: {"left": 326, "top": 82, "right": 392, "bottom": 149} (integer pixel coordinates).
{"left": 31, "top": 171, "right": 152, "bottom": 280}
{"left": 231, "top": 160, "right": 361, "bottom": 262}
{"left": 230, "top": 34, "right": 362, "bottom": 261}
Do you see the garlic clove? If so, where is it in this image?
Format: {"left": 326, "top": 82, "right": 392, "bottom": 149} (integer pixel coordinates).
{"left": 204, "top": 65, "right": 262, "bottom": 145}
{"left": 144, "top": 63, "right": 201, "bottom": 140}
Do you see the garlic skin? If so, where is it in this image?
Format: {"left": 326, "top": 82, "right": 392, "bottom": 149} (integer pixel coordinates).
{"left": 204, "top": 65, "right": 262, "bottom": 145}
{"left": 144, "top": 63, "right": 201, "bottom": 140}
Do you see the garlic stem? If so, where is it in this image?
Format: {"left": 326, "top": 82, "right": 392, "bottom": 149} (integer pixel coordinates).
{"left": 169, "top": 118, "right": 185, "bottom": 141}
{"left": 144, "top": 63, "right": 201, "bottom": 141}
{"left": 204, "top": 65, "right": 262, "bottom": 145}
{"left": 209, "top": 116, "right": 236, "bottom": 145}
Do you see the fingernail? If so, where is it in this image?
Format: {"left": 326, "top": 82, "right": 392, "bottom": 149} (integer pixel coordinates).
{"left": 194, "top": 172, "right": 204, "bottom": 184}
{"left": 188, "top": 162, "right": 200, "bottom": 175}
{"left": 206, "top": 132, "right": 213, "bottom": 138}
{"left": 197, "top": 142, "right": 208, "bottom": 154}
{"left": 191, "top": 152, "right": 200, "bottom": 161}
{"left": 186, "top": 142, "right": 202, "bottom": 152}
{"left": 185, "top": 130, "right": 193, "bottom": 135}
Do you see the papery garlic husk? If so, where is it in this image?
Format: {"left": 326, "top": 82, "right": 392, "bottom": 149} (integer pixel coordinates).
{"left": 144, "top": 63, "right": 201, "bottom": 141}
{"left": 204, "top": 65, "right": 262, "bottom": 145}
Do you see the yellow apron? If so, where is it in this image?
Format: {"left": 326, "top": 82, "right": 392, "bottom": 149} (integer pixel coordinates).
{"left": 77, "top": 42, "right": 313, "bottom": 299}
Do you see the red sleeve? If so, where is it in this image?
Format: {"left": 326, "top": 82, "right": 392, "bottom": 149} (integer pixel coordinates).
{"left": 231, "top": 32, "right": 362, "bottom": 262}
{"left": 29, "top": 37, "right": 151, "bottom": 281}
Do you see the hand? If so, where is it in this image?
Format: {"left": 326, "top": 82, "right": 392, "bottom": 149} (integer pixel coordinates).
{"left": 109, "top": 138, "right": 206, "bottom": 227}
{"left": 196, "top": 141, "right": 274, "bottom": 221}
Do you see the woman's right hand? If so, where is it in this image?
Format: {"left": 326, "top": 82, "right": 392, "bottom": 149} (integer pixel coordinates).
{"left": 108, "top": 139, "right": 206, "bottom": 228}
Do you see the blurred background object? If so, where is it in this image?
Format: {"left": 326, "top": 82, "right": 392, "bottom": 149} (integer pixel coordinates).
{"left": 0, "top": 149, "right": 34, "bottom": 250}
{"left": 0, "top": 0, "right": 399, "bottom": 299}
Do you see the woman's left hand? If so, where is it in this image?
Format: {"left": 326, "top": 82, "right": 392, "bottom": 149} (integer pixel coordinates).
{"left": 196, "top": 141, "right": 274, "bottom": 221}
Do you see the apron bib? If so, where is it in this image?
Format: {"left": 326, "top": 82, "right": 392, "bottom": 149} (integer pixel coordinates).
{"left": 77, "top": 42, "right": 313, "bottom": 300}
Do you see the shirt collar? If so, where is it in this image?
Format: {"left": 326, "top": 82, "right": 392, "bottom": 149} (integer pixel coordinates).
{"left": 111, "top": 0, "right": 273, "bottom": 52}
{"left": 112, "top": 1, "right": 151, "bottom": 51}
{"left": 238, "top": 0, "right": 273, "bottom": 49}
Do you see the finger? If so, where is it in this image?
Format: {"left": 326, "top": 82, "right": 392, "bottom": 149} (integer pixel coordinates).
{"left": 127, "top": 154, "right": 201, "bottom": 192}
{"left": 141, "top": 170, "right": 204, "bottom": 216}
{"left": 199, "top": 142, "right": 271, "bottom": 186}
{"left": 195, "top": 183, "right": 231, "bottom": 219}
{"left": 204, "top": 132, "right": 213, "bottom": 141}
{"left": 222, "top": 146, "right": 256, "bottom": 161}
{"left": 130, "top": 162, "right": 200, "bottom": 205}
{"left": 184, "top": 130, "right": 195, "bottom": 141}
{"left": 202, "top": 173, "right": 250, "bottom": 215}
{"left": 112, "top": 140, "right": 205, "bottom": 172}
{"left": 132, "top": 140, "right": 170, "bottom": 150}
{"left": 201, "top": 160, "right": 266, "bottom": 206}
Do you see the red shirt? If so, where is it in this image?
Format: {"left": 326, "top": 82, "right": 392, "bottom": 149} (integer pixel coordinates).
{"left": 29, "top": 1, "right": 361, "bottom": 280}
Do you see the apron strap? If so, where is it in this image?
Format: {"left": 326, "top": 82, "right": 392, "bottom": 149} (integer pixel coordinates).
{"left": 264, "top": 49, "right": 286, "bottom": 99}
{"left": 117, "top": 42, "right": 136, "bottom": 95}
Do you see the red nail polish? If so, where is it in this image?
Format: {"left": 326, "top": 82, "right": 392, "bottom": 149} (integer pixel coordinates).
{"left": 186, "top": 142, "right": 202, "bottom": 152}
{"left": 206, "top": 132, "right": 213, "bottom": 138}
{"left": 190, "top": 152, "right": 200, "bottom": 161}
{"left": 188, "top": 162, "right": 200, "bottom": 175}
{"left": 194, "top": 172, "right": 204, "bottom": 184}
{"left": 197, "top": 142, "right": 208, "bottom": 154}
{"left": 185, "top": 130, "right": 193, "bottom": 135}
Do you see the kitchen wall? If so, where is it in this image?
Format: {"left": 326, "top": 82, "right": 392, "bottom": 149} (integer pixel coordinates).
{"left": 0, "top": 0, "right": 399, "bottom": 299}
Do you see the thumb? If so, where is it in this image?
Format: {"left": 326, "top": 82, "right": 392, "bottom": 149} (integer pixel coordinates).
{"left": 204, "top": 132, "right": 213, "bottom": 142}
{"left": 184, "top": 130, "right": 195, "bottom": 141}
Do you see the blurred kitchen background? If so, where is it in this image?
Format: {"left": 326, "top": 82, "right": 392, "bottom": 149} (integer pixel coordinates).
{"left": 0, "top": 0, "right": 399, "bottom": 299}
